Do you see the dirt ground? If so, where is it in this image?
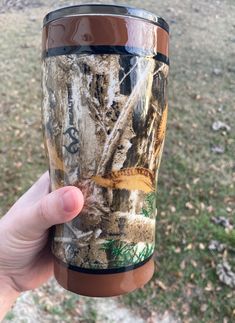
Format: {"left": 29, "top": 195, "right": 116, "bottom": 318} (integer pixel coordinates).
{"left": 0, "top": 0, "right": 235, "bottom": 322}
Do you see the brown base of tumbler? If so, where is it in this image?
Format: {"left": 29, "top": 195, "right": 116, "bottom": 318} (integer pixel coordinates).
{"left": 54, "top": 257, "right": 154, "bottom": 297}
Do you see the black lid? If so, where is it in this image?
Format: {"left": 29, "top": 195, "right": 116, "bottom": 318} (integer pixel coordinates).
{"left": 43, "top": 3, "right": 169, "bottom": 33}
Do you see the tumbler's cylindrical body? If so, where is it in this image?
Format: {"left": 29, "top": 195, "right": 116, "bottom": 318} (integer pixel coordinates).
{"left": 42, "top": 4, "right": 169, "bottom": 297}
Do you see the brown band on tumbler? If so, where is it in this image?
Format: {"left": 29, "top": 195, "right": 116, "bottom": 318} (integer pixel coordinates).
{"left": 42, "top": 15, "right": 169, "bottom": 58}
{"left": 54, "top": 256, "right": 155, "bottom": 297}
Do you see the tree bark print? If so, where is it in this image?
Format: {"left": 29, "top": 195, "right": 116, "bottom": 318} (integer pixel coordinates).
{"left": 42, "top": 53, "right": 168, "bottom": 270}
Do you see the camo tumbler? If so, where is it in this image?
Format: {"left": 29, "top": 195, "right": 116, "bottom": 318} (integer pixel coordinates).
{"left": 41, "top": 4, "right": 169, "bottom": 297}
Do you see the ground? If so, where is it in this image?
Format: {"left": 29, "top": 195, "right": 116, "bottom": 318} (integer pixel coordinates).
{"left": 0, "top": 0, "right": 234, "bottom": 322}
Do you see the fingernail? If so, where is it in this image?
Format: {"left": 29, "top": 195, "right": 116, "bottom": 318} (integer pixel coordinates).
{"left": 61, "top": 189, "right": 76, "bottom": 213}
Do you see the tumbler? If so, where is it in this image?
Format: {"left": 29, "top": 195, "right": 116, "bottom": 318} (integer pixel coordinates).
{"left": 41, "top": 4, "right": 169, "bottom": 297}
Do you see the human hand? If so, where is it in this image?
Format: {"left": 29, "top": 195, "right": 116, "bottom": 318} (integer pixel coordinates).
{"left": 0, "top": 172, "right": 84, "bottom": 318}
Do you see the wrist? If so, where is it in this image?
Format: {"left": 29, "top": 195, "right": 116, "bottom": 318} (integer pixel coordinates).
{"left": 0, "top": 276, "right": 20, "bottom": 320}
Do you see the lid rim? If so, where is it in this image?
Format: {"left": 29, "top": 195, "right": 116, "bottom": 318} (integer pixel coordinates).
{"left": 43, "top": 4, "right": 169, "bottom": 33}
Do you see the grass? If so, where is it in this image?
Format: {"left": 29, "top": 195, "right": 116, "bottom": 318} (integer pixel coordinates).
{"left": 81, "top": 299, "right": 98, "bottom": 323}
{"left": 0, "top": 1, "right": 235, "bottom": 322}
{"left": 101, "top": 239, "right": 154, "bottom": 267}
{"left": 0, "top": 9, "right": 46, "bottom": 214}
{"left": 4, "top": 312, "right": 15, "bottom": 321}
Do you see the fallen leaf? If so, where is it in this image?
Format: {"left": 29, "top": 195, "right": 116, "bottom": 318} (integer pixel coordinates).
{"left": 199, "top": 243, "right": 205, "bottom": 250}
{"left": 207, "top": 205, "right": 214, "bottom": 213}
{"left": 192, "top": 93, "right": 201, "bottom": 100}
{"left": 191, "top": 260, "right": 197, "bottom": 267}
{"left": 222, "top": 249, "right": 228, "bottom": 258}
{"left": 185, "top": 243, "right": 193, "bottom": 250}
{"left": 14, "top": 162, "right": 22, "bottom": 168}
{"left": 169, "top": 205, "right": 176, "bottom": 213}
{"left": 212, "top": 68, "right": 222, "bottom": 76}
{"left": 200, "top": 304, "right": 208, "bottom": 312}
{"left": 212, "top": 120, "right": 231, "bottom": 132}
{"left": 211, "top": 216, "right": 233, "bottom": 229}
{"left": 185, "top": 202, "right": 194, "bottom": 209}
{"left": 216, "top": 261, "right": 235, "bottom": 288}
{"left": 224, "top": 196, "right": 235, "bottom": 204}
{"left": 205, "top": 282, "right": 214, "bottom": 291}
{"left": 155, "top": 280, "right": 167, "bottom": 290}
{"left": 175, "top": 271, "right": 183, "bottom": 278}
{"left": 211, "top": 145, "right": 225, "bottom": 154}
{"left": 193, "top": 178, "right": 200, "bottom": 184}
{"left": 208, "top": 240, "right": 226, "bottom": 252}
{"left": 180, "top": 260, "right": 186, "bottom": 270}
{"left": 174, "top": 247, "right": 181, "bottom": 253}
{"left": 182, "top": 303, "right": 190, "bottom": 315}
{"left": 200, "top": 202, "right": 205, "bottom": 210}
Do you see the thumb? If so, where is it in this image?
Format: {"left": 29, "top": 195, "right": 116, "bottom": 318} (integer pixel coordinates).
{"left": 16, "top": 186, "right": 84, "bottom": 238}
